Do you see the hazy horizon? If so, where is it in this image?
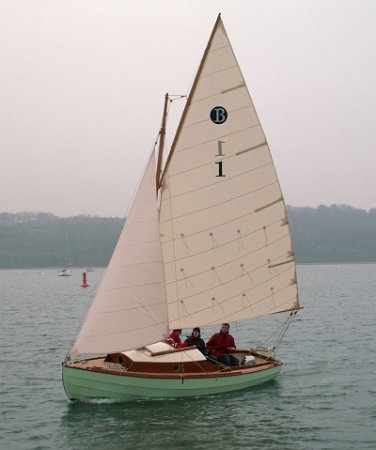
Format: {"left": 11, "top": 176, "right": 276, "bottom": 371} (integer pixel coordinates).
{"left": 1, "top": 202, "right": 374, "bottom": 219}
{"left": 2, "top": 0, "right": 376, "bottom": 216}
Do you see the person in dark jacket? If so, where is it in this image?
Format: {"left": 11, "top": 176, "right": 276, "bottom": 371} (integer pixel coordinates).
{"left": 184, "top": 327, "right": 208, "bottom": 356}
{"left": 207, "top": 323, "right": 239, "bottom": 366}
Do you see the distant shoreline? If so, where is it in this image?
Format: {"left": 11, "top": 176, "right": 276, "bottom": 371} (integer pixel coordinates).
{"left": 2, "top": 261, "right": 376, "bottom": 271}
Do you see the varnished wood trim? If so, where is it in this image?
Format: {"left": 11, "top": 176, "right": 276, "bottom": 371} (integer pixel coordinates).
{"left": 150, "top": 345, "right": 196, "bottom": 356}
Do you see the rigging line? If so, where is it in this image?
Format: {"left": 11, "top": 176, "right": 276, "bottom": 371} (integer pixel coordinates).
{"left": 241, "top": 265, "right": 253, "bottom": 286}
{"left": 273, "top": 311, "right": 298, "bottom": 354}
{"left": 180, "top": 268, "right": 195, "bottom": 288}
{"left": 180, "top": 234, "right": 193, "bottom": 253}
{"left": 237, "top": 229, "right": 246, "bottom": 251}
{"left": 261, "top": 320, "right": 287, "bottom": 344}
{"left": 257, "top": 312, "right": 295, "bottom": 352}
{"left": 210, "top": 232, "right": 220, "bottom": 254}
{"left": 241, "top": 293, "right": 253, "bottom": 310}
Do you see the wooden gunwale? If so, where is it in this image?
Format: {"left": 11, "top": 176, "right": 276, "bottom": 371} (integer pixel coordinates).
{"left": 65, "top": 358, "right": 281, "bottom": 380}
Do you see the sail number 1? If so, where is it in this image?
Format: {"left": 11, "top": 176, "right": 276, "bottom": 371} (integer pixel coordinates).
{"left": 215, "top": 140, "right": 225, "bottom": 177}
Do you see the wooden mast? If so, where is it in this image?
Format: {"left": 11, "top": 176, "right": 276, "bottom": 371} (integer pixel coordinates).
{"left": 156, "top": 93, "right": 169, "bottom": 194}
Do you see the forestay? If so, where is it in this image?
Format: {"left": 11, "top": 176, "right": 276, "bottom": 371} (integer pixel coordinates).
{"left": 159, "top": 16, "right": 300, "bottom": 329}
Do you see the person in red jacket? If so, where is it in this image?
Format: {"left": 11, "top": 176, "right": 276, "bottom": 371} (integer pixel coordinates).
{"left": 207, "top": 323, "right": 239, "bottom": 366}
{"left": 165, "top": 329, "right": 188, "bottom": 348}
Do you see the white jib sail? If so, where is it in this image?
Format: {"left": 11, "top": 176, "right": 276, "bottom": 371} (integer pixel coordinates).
{"left": 71, "top": 151, "right": 169, "bottom": 355}
{"left": 159, "top": 17, "right": 300, "bottom": 330}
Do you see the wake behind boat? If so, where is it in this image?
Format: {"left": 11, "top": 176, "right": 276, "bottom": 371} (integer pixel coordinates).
{"left": 63, "top": 14, "right": 302, "bottom": 401}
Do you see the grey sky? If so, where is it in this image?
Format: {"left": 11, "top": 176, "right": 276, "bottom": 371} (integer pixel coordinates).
{"left": 1, "top": 0, "right": 375, "bottom": 217}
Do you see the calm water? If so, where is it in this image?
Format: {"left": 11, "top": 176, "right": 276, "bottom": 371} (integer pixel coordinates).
{"left": 1, "top": 264, "right": 375, "bottom": 449}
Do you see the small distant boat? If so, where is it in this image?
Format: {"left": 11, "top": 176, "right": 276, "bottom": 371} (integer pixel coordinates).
{"left": 86, "top": 267, "right": 95, "bottom": 272}
{"left": 58, "top": 268, "right": 72, "bottom": 277}
{"left": 63, "top": 14, "right": 302, "bottom": 402}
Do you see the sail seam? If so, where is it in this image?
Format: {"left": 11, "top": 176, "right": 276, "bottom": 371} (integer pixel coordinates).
{"left": 99, "top": 280, "right": 165, "bottom": 292}
{"left": 161, "top": 162, "right": 274, "bottom": 201}
{"left": 205, "top": 43, "right": 230, "bottom": 54}
{"left": 161, "top": 208, "right": 277, "bottom": 244}
{"left": 165, "top": 232, "right": 291, "bottom": 288}
{"left": 182, "top": 104, "right": 253, "bottom": 130}
{"left": 109, "top": 259, "right": 164, "bottom": 269}
{"left": 83, "top": 320, "right": 171, "bottom": 338}
{"left": 88, "top": 300, "right": 167, "bottom": 317}
{"left": 165, "top": 143, "right": 269, "bottom": 179}
{"left": 163, "top": 218, "right": 283, "bottom": 263}
{"left": 174, "top": 281, "right": 295, "bottom": 322}
{"left": 160, "top": 181, "right": 278, "bottom": 223}
{"left": 268, "top": 259, "right": 295, "bottom": 269}
{"left": 221, "top": 83, "right": 246, "bottom": 94}
{"left": 198, "top": 63, "right": 238, "bottom": 81}
{"left": 198, "top": 294, "right": 299, "bottom": 326}
{"left": 236, "top": 141, "right": 267, "bottom": 155}
{"left": 173, "top": 124, "right": 260, "bottom": 155}
{"left": 115, "top": 238, "right": 161, "bottom": 248}
{"left": 255, "top": 198, "right": 283, "bottom": 213}
{"left": 169, "top": 268, "right": 296, "bottom": 322}
{"left": 190, "top": 82, "right": 244, "bottom": 105}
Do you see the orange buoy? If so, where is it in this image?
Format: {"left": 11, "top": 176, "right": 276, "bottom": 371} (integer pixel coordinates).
{"left": 81, "top": 272, "right": 89, "bottom": 288}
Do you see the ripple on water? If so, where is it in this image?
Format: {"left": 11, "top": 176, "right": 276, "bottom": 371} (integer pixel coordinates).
{"left": 1, "top": 266, "right": 376, "bottom": 449}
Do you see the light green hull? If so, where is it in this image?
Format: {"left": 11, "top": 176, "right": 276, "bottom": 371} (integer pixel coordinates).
{"left": 62, "top": 364, "right": 282, "bottom": 401}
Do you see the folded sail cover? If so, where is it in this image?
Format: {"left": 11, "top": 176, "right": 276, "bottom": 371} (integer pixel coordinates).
{"left": 159, "top": 17, "right": 299, "bottom": 329}
{"left": 71, "top": 17, "right": 300, "bottom": 355}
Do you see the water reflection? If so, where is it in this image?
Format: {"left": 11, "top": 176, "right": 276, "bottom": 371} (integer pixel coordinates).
{"left": 60, "top": 381, "right": 307, "bottom": 450}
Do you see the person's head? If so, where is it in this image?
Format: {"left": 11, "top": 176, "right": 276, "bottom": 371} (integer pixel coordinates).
{"left": 220, "top": 323, "right": 230, "bottom": 334}
{"left": 192, "top": 327, "right": 200, "bottom": 338}
{"left": 173, "top": 329, "right": 182, "bottom": 336}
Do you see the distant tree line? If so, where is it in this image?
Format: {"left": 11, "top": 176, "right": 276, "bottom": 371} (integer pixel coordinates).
{"left": 0, "top": 205, "right": 375, "bottom": 268}
{"left": 0, "top": 212, "right": 124, "bottom": 268}
{"left": 287, "top": 204, "right": 376, "bottom": 263}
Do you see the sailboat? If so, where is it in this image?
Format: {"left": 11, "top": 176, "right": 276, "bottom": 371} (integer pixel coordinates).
{"left": 62, "top": 15, "right": 302, "bottom": 401}
{"left": 58, "top": 268, "right": 72, "bottom": 277}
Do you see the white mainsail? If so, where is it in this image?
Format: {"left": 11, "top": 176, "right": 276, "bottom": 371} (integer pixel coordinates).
{"left": 71, "top": 151, "right": 169, "bottom": 355}
{"left": 159, "top": 16, "right": 300, "bottom": 329}
{"left": 71, "top": 16, "right": 300, "bottom": 355}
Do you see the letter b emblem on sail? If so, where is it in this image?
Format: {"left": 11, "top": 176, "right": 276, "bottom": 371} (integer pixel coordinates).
{"left": 210, "top": 106, "right": 228, "bottom": 124}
